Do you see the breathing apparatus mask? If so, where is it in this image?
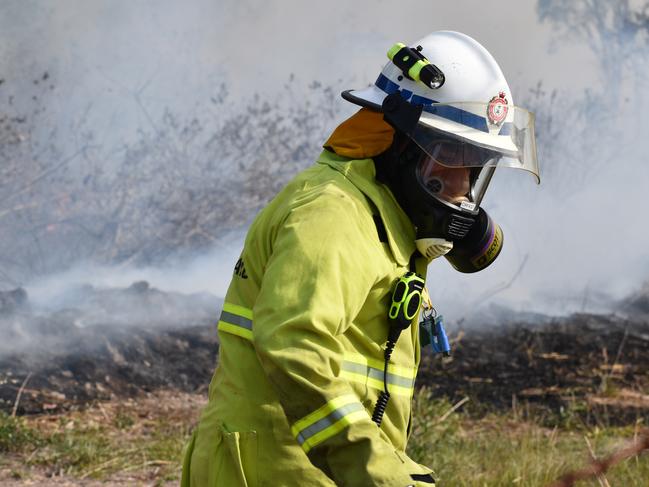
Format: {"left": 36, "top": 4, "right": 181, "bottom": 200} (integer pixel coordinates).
{"left": 341, "top": 32, "right": 540, "bottom": 272}
{"left": 379, "top": 93, "right": 505, "bottom": 271}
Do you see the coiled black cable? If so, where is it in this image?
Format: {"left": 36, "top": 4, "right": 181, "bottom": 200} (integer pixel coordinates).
{"left": 372, "top": 334, "right": 398, "bottom": 426}
{"left": 371, "top": 391, "right": 390, "bottom": 425}
{"left": 373, "top": 255, "right": 424, "bottom": 427}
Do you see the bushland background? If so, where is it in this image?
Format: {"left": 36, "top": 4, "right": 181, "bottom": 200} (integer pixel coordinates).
{"left": 1, "top": 1, "right": 648, "bottom": 485}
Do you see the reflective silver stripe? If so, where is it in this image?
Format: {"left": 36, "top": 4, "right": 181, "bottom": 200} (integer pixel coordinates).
{"left": 341, "top": 361, "right": 415, "bottom": 389}
{"left": 220, "top": 310, "right": 252, "bottom": 330}
{"left": 295, "top": 402, "right": 365, "bottom": 446}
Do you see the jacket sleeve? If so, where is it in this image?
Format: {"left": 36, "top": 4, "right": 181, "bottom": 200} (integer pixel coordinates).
{"left": 251, "top": 190, "right": 417, "bottom": 487}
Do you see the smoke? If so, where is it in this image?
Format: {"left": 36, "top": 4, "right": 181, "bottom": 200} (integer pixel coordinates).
{"left": 1, "top": 0, "right": 649, "bottom": 331}
{"left": 0, "top": 240, "right": 241, "bottom": 358}
{"left": 25, "top": 233, "right": 243, "bottom": 311}
{"left": 0, "top": 0, "right": 590, "bottom": 146}
{"left": 433, "top": 1, "right": 649, "bottom": 321}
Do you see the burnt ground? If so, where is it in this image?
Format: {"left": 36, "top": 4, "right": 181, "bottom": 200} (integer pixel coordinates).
{"left": 417, "top": 313, "right": 649, "bottom": 425}
{"left": 0, "top": 283, "right": 219, "bottom": 415}
{"left": 1, "top": 283, "right": 649, "bottom": 425}
{"left": 416, "top": 282, "right": 649, "bottom": 425}
{"left": 0, "top": 323, "right": 218, "bottom": 415}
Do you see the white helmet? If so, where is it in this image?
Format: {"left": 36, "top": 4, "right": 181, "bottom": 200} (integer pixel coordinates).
{"left": 342, "top": 31, "right": 539, "bottom": 209}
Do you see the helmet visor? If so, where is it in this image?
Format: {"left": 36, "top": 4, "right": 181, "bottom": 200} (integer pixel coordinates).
{"left": 411, "top": 102, "right": 540, "bottom": 183}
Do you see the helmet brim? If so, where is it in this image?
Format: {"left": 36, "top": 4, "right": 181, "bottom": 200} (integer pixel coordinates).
{"left": 341, "top": 87, "right": 386, "bottom": 111}
{"left": 342, "top": 88, "right": 518, "bottom": 155}
{"left": 418, "top": 113, "right": 519, "bottom": 155}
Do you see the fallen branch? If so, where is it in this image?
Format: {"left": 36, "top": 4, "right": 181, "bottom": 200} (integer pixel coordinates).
{"left": 547, "top": 430, "right": 649, "bottom": 487}
{"left": 12, "top": 372, "right": 33, "bottom": 417}
{"left": 583, "top": 435, "right": 610, "bottom": 487}
{"left": 436, "top": 396, "right": 469, "bottom": 424}
{"left": 79, "top": 456, "right": 120, "bottom": 479}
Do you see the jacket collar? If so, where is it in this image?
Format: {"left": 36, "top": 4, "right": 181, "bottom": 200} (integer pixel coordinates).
{"left": 316, "top": 150, "right": 415, "bottom": 266}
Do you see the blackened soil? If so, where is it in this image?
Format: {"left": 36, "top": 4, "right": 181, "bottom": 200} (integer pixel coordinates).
{"left": 417, "top": 313, "right": 649, "bottom": 425}
{"left": 2, "top": 281, "right": 649, "bottom": 425}
{"left": 0, "top": 323, "right": 218, "bottom": 415}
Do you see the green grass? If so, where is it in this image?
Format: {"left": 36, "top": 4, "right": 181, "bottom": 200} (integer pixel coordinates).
{"left": 2, "top": 390, "right": 648, "bottom": 485}
{"left": 34, "top": 419, "right": 189, "bottom": 479}
{"left": 0, "top": 394, "right": 195, "bottom": 482}
{"left": 0, "top": 411, "right": 43, "bottom": 453}
{"left": 407, "top": 388, "right": 649, "bottom": 486}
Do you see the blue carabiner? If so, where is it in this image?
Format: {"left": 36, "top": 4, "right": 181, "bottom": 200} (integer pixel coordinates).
{"left": 431, "top": 315, "right": 451, "bottom": 357}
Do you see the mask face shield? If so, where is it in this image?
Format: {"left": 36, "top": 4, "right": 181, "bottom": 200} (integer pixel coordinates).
{"left": 415, "top": 141, "right": 499, "bottom": 209}
{"left": 411, "top": 102, "right": 540, "bottom": 207}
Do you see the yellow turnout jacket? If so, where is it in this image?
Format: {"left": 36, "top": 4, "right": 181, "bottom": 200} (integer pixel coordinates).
{"left": 182, "top": 148, "right": 434, "bottom": 486}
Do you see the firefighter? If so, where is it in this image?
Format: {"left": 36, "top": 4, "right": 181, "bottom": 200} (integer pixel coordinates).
{"left": 182, "top": 31, "right": 539, "bottom": 486}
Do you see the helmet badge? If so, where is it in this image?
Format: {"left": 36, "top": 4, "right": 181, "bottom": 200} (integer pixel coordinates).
{"left": 487, "top": 91, "right": 508, "bottom": 125}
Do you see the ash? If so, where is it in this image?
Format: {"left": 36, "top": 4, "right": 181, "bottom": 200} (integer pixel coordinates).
{"left": 0, "top": 282, "right": 221, "bottom": 415}
{"left": 2, "top": 282, "right": 649, "bottom": 425}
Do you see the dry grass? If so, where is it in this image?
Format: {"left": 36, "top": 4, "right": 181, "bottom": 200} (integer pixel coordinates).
{"left": 2, "top": 388, "right": 648, "bottom": 486}
{"left": 0, "top": 390, "right": 206, "bottom": 485}
{"left": 408, "top": 388, "right": 649, "bottom": 486}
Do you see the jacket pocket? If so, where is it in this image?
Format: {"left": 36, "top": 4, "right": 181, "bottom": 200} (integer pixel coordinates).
{"left": 185, "top": 421, "right": 258, "bottom": 487}
{"left": 221, "top": 426, "right": 259, "bottom": 487}
{"left": 180, "top": 429, "right": 197, "bottom": 487}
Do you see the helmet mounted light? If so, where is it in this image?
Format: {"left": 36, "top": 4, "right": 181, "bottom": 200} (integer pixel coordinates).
{"left": 387, "top": 43, "right": 445, "bottom": 89}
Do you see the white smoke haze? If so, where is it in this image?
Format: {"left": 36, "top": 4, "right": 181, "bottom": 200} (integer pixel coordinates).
{"left": 1, "top": 0, "right": 648, "bottom": 335}
{"left": 25, "top": 234, "right": 243, "bottom": 312}
{"left": 0, "top": 240, "right": 241, "bottom": 358}
{"left": 0, "top": 0, "right": 593, "bottom": 147}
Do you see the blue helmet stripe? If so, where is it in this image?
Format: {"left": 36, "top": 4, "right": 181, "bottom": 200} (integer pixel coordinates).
{"left": 375, "top": 73, "right": 512, "bottom": 135}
